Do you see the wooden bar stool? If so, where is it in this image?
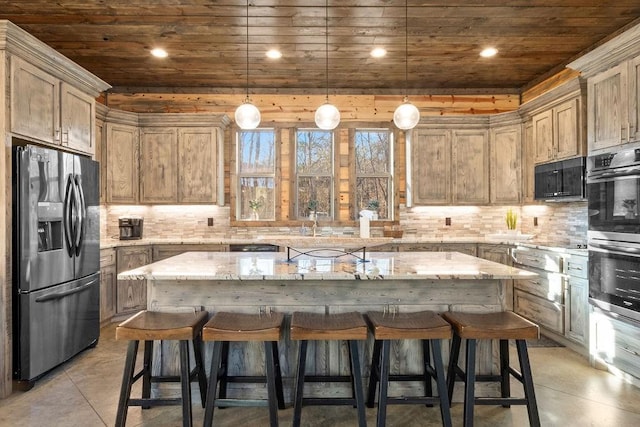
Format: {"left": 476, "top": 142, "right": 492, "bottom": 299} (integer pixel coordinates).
{"left": 202, "top": 311, "right": 285, "bottom": 427}
{"left": 442, "top": 311, "right": 541, "bottom": 427}
{"left": 115, "top": 310, "right": 208, "bottom": 427}
{"left": 365, "top": 311, "right": 452, "bottom": 427}
{"left": 290, "top": 311, "right": 368, "bottom": 427}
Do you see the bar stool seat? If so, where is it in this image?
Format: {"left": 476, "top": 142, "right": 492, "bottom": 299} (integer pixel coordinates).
{"left": 202, "top": 311, "right": 285, "bottom": 427}
{"left": 365, "top": 311, "right": 452, "bottom": 427}
{"left": 442, "top": 311, "right": 541, "bottom": 427}
{"left": 115, "top": 310, "right": 208, "bottom": 427}
{"left": 290, "top": 311, "right": 368, "bottom": 427}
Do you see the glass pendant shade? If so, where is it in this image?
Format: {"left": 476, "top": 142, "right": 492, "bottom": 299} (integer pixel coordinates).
{"left": 393, "top": 99, "right": 420, "bottom": 130}
{"left": 315, "top": 102, "right": 341, "bottom": 130}
{"left": 235, "top": 100, "right": 261, "bottom": 130}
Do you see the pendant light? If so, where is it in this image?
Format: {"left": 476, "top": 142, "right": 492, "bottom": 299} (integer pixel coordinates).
{"left": 315, "top": 0, "right": 340, "bottom": 130}
{"left": 393, "top": 0, "right": 420, "bottom": 130}
{"left": 235, "top": 0, "right": 261, "bottom": 130}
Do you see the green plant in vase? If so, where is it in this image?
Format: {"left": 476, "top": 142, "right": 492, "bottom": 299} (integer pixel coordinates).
{"left": 506, "top": 208, "right": 518, "bottom": 232}
{"left": 249, "top": 199, "right": 262, "bottom": 220}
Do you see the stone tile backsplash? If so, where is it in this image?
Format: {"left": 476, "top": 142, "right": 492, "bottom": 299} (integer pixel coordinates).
{"left": 103, "top": 202, "right": 587, "bottom": 246}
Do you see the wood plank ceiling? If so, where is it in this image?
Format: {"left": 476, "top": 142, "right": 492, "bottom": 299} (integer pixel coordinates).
{"left": 0, "top": 0, "right": 638, "bottom": 94}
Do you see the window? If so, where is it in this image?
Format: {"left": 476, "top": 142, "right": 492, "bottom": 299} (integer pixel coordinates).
{"left": 355, "top": 129, "right": 393, "bottom": 220}
{"left": 237, "top": 130, "right": 276, "bottom": 220}
{"left": 296, "top": 129, "right": 334, "bottom": 220}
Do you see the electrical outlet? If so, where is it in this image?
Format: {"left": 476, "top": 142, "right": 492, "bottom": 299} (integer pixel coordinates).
{"left": 207, "top": 218, "right": 214, "bottom": 226}
{"left": 445, "top": 217, "right": 451, "bottom": 226}
{"left": 533, "top": 217, "right": 538, "bottom": 227}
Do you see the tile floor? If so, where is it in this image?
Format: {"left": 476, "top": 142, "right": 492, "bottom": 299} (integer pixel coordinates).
{"left": 1, "top": 325, "right": 640, "bottom": 426}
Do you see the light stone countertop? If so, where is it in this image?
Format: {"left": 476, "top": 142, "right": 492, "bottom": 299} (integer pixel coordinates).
{"left": 118, "top": 250, "right": 537, "bottom": 281}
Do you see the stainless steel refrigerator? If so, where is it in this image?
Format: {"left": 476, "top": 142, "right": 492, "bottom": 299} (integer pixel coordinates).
{"left": 12, "top": 144, "right": 100, "bottom": 387}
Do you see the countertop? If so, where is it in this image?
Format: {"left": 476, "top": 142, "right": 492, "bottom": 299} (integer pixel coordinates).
{"left": 101, "top": 235, "right": 588, "bottom": 256}
{"left": 117, "top": 250, "right": 537, "bottom": 281}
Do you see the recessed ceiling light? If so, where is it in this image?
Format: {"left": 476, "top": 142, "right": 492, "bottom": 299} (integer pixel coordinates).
{"left": 371, "top": 47, "right": 387, "bottom": 58}
{"left": 266, "top": 49, "right": 282, "bottom": 59}
{"left": 480, "top": 47, "right": 498, "bottom": 58}
{"left": 150, "top": 48, "right": 168, "bottom": 58}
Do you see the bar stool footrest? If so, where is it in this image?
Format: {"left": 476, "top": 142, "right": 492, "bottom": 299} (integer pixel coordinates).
{"left": 302, "top": 397, "right": 357, "bottom": 406}
{"left": 129, "top": 398, "right": 183, "bottom": 407}
{"left": 301, "top": 375, "right": 352, "bottom": 383}
{"left": 214, "top": 398, "right": 270, "bottom": 408}
{"left": 385, "top": 396, "right": 444, "bottom": 405}
{"left": 475, "top": 397, "right": 529, "bottom": 406}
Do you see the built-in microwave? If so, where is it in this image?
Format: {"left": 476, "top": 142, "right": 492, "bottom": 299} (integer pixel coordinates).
{"left": 534, "top": 156, "right": 586, "bottom": 201}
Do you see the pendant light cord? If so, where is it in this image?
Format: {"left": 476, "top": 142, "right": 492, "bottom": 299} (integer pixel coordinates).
{"left": 245, "top": 0, "right": 250, "bottom": 101}
{"left": 325, "top": 0, "right": 329, "bottom": 102}
{"left": 404, "top": 0, "right": 408, "bottom": 100}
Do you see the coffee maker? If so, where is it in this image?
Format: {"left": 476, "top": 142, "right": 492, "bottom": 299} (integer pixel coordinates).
{"left": 118, "top": 217, "right": 143, "bottom": 240}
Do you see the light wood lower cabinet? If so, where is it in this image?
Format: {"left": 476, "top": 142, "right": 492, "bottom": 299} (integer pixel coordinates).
{"left": 99, "top": 248, "right": 117, "bottom": 324}
{"left": 591, "top": 309, "right": 640, "bottom": 384}
{"left": 116, "top": 246, "right": 152, "bottom": 314}
{"left": 477, "top": 244, "right": 511, "bottom": 265}
{"left": 514, "top": 288, "right": 564, "bottom": 334}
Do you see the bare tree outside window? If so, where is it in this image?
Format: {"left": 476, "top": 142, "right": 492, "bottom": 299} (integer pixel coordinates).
{"left": 355, "top": 129, "right": 393, "bottom": 220}
{"left": 238, "top": 130, "right": 276, "bottom": 220}
{"left": 296, "top": 129, "right": 333, "bottom": 219}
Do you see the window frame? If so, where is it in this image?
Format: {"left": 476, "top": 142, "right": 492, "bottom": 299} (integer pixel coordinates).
{"left": 353, "top": 127, "right": 394, "bottom": 220}
{"left": 294, "top": 128, "right": 335, "bottom": 220}
{"left": 235, "top": 128, "right": 277, "bottom": 221}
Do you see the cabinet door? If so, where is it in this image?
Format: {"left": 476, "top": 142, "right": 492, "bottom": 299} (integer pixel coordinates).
{"left": 140, "top": 127, "right": 178, "bottom": 203}
{"left": 532, "top": 109, "right": 553, "bottom": 163}
{"left": 116, "top": 246, "right": 151, "bottom": 314}
{"left": 629, "top": 54, "right": 640, "bottom": 143}
{"left": 477, "top": 244, "right": 511, "bottom": 265}
{"left": 490, "top": 125, "right": 521, "bottom": 204}
{"left": 438, "top": 243, "right": 477, "bottom": 257}
{"left": 554, "top": 98, "right": 581, "bottom": 160}
{"left": 106, "top": 123, "right": 139, "bottom": 203}
{"left": 100, "top": 265, "right": 117, "bottom": 323}
{"left": 588, "top": 63, "right": 628, "bottom": 151}
{"left": 412, "top": 129, "right": 451, "bottom": 204}
{"left": 60, "top": 83, "right": 95, "bottom": 154}
{"left": 452, "top": 129, "right": 489, "bottom": 204}
{"left": 96, "top": 117, "right": 106, "bottom": 203}
{"left": 565, "top": 277, "right": 588, "bottom": 346}
{"left": 522, "top": 121, "right": 535, "bottom": 202}
{"left": 178, "top": 127, "right": 217, "bottom": 203}
{"left": 10, "top": 56, "right": 59, "bottom": 144}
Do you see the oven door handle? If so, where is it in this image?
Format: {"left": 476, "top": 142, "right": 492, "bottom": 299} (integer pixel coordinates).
{"left": 588, "top": 167, "right": 640, "bottom": 180}
{"left": 590, "top": 242, "right": 640, "bottom": 255}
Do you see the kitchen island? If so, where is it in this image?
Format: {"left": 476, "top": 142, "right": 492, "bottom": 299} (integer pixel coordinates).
{"left": 118, "top": 250, "right": 536, "bottom": 401}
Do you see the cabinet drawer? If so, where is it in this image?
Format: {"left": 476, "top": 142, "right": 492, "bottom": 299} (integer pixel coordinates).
{"left": 514, "top": 270, "right": 564, "bottom": 304}
{"left": 100, "top": 249, "right": 116, "bottom": 267}
{"left": 594, "top": 314, "right": 640, "bottom": 380}
{"left": 512, "top": 247, "right": 562, "bottom": 272}
{"left": 514, "top": 289, "right": 564, "bottom": 334}
{"left": 565, "top": 255, "right": 588, "bottom": 279}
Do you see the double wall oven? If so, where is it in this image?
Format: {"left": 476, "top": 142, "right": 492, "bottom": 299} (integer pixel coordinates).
{"left": 587, "top": 145, "right": 640, "bottom": 322}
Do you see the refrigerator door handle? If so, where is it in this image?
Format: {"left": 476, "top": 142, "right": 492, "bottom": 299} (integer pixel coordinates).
{"left": 63, "top": 174, "right": 75, "bottom": 256}
{"left": 34, "top": 279, "right": 97, "bottom": 303}
{"left": 74, "top": 175, "right": 86, "bottom": 256}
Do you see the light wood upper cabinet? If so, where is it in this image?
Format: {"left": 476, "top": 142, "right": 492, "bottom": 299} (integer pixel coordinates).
{"left": 588, "top": 62, "right": 628, "bottom": 151}
{"left": 140, "top": 127, "right": 178, "bottom": 203}
{"left": 533, "top": 97, "right": 582, "bottom": 163}
{"left": 452, "top": 129, "right": 489, "bottom": 204}
{"left": 628, "top": 55, "right": 640, "bottom": 143}
{"left": 106, "top": 122, "right": 139, "bottom": 203}
{"left": 522, "top": 121, "right": 535, "bottom": 203}
{"left": 178, "top": 127, "right": 217, "bottom": 203}
{"left": 60, "top": 83, "right": 95, "bottom": 154}
{"left": 10, "top": 56, "right": 96, "bottom": 154}
{"left": 412, "top": 129, "right": 451, "bottom": 204}
{"left": 10, "top": 56, "right": 58, "bottom": 144}
{"left": 490, "top": 124, "right": 521, "bottom": 204}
